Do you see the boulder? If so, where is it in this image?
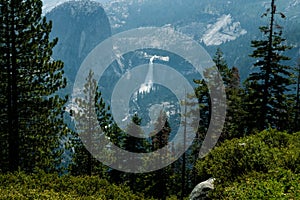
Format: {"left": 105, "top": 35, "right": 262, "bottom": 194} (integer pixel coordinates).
{"left": 189, "top": 178, "right": 215, "bottom": 200}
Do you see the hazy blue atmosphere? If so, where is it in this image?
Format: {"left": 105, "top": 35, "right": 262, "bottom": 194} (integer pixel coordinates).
{"left": 42, "top": 0, "right": 111, "bottom": 13}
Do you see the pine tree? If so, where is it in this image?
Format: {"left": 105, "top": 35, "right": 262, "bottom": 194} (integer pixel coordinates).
{"left": 292, "top": 58, "right": 300, "bottom": 132}
{"left": 151, "top": 110, "right": 171, "bottom": 151}
{"left": 223, "top": 66, "right": 247, "bottom": 139}
{"left": 211, "top": 49, "right": 246, "bottom": 140}
{"left": 194, "top": 48, "right": 244, "bottom": 142}
{"left": 0, "top": 0, "right": 69, "bottom": 172}
{"left": 244, "top": 0, "right": 292, "bottom": 132}
{"left": 150, "top": 110, "right": 171, "bottom": 200}
{"left": 184, "top": 49, "right": 247, "bottom": 195}
{"left": 71, "top": 70, "right": 112, "bottom": 176}
{"left": 124, "top": 113, "right": 150, "bottom": 153}
{"left": 213, "top": 48, "right": 232, "bottom": 86}
{"left": 122, "top": 114, "right": 151, "bottom": 191}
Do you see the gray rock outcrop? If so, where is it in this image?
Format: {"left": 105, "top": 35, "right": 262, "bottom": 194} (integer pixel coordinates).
{"left": 189, "top": 178, "right": 215, "bottom": 200}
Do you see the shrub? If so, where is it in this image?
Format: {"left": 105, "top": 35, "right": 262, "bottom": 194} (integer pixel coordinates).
{"left": 220, "top": 168, "right": 300, "bottom": 199}
{"left": 0, "top": 170, "right": 144, "bottom": 199}
{"left": 195, "top": 129, "right": 300, "bottom": 199}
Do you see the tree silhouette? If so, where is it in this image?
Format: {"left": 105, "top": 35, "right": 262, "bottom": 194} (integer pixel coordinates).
{"left": 0, "top": 0, "right": 69, "bottom": 172}
{"left": 244, "top": 0, "right": 292, "bottom": 132}
{"left": 71, "top": 70, "right": 112, "bottom": 176}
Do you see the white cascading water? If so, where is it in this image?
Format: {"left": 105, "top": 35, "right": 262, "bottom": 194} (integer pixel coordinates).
{"left": 139, "top": 55, "right": 169, "bottom": 94}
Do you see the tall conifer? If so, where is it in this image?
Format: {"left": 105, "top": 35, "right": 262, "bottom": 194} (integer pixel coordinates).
{"left": 0, "top": 0, "right": 68, "bottom": 172}
{"left": 244, "top": 0, "right": 292, "bottom": 132}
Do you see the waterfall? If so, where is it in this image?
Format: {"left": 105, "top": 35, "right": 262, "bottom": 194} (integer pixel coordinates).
{"left": 138, "top": 55, "right": 169, "bottom": 94}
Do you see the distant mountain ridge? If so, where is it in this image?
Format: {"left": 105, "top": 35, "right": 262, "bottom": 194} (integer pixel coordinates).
{"left": 45, "top": 0, "right": 300, "bottom": 82}
{"left": 44, "top": 0, "right": 300, "bottom": 158}
{"left": 102, "top": 0, "right": 299, "bottom": 75}
{"left": 42, "top": 0, "right": 110, "bottom": 14}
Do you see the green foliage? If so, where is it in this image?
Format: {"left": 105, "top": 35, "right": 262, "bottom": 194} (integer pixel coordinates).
{"left": 0, "top": 0, "right": 69, "bottom": 172}
{"left": 291, "top": 59, "right": 300, "bottom": 132}
{"left": 121, "top": 114, "right": 151, "bottom": 193}
{"left": 151, "top": 110, "right": 171, "bottom": 150}
{"left": 0, "top": 171, "right": 144, "bottom": 199}
{"left": 196, "top": 129, "right": 300, "bottom": 198}
{"left": 180, "top": 48, "right": 246, "bottom": 197}
{"left": 244, "top": 0, "right": 293, "bottom": 132}
{"left": 194, "top": 48, "right": 245, "bottom": 142}
{"left": 71, "top": 70, "right": 112, "bottom": 176}
{"left": 221, "top": 169, "right": 300, "bottom": 199}
{"left": 1, "top": 1, "right": 299, "bottom": 199}
{"left": 149, "top": 110, "right": 172, "bottom": 200}
{"left": 123, "top": 113, "right": 150, "bottom": 153}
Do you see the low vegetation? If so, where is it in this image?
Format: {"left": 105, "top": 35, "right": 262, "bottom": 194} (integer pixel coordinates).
{"left": 0, "top": 171, "right": 144, "bottom": 200}
{"left": 196, "top": 129, "right": 300, "bottom": 199}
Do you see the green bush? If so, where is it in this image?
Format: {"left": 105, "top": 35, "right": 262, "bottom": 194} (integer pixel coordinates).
{"left": 220, "top": 168, "right": 300, "bottom": 199}
{"left": 0, "top": 170, "right": 144, "bottom": 199}
{"left": 195, "top": 129, "right": 300, "bottom": 199}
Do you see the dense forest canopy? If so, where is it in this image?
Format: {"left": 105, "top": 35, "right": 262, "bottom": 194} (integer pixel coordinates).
{"left": 0, "top": 0, "right": 299, "bottom": 199}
